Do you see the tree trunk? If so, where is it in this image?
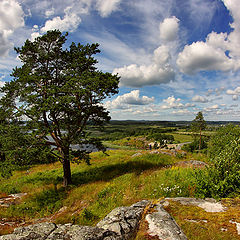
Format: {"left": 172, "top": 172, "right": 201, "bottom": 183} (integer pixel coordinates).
{"left": 62, "top": 149, "right": 72, "bottom": 187}
{"left": 199, "top": 128, "right": 202, "bottom": 151}
{"left": 0, "top": 143, "right": 6, "bottom": 162}
{"left": 0, "top": 152, "right": 6, "bottom": 162}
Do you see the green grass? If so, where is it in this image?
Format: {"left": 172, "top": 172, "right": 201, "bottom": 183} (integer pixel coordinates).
{"left": 103, "top": 141, "right": 138, "bottom": 150}
{"left": 0, "top": 150, "right": 196, "bottom": 223}
{"left": 1, "top": 149, "right": 237, "bottom": 240}
{"left": 171, "top": 133, "right": 193, "bottom": 143}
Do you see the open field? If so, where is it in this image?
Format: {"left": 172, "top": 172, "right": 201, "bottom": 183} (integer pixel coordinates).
{"left": 171, "top": 133, "right": 193, "bottom": 143}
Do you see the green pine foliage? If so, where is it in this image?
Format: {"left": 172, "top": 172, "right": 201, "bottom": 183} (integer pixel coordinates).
{"left": 191, "top": 112, "right": 207, "bottom": 150}
{"left": 0, "top": 30, "right": 119, "bottom": 186}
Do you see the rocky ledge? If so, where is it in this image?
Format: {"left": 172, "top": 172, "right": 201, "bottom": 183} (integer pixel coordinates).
{"left": 1, "top": 198, "right": 233, "bottom": 240}
{"left": 0, "top": 199, "right": 187, "bottom": 240}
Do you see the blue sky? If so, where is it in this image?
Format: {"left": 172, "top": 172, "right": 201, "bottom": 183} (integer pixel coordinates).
{"left": 1, "top": 0, "right": 240, "bottom": 121}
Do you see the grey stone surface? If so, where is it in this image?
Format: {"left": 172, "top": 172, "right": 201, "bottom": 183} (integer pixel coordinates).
{"left": 149, "top": 150, "right": 160, "bottom": 155}
{"left": 229, "top": 220, "right": 240, "bottom": 235}
{"left": 0, "top": 193, "right": 27, "bottom": 208}
{"left": 0, "top": 201, "right": 150, "bottom": 240}
{"left": 146, "top": 204, "right": 187, "bottom": 240}
{"left": 166, "top": 197, "right": 226, "bottom": 212}
{"left": 0, "top": 223, "right": 57, "bottom": 240}
{"left": 0, "top": 200, "right": 189, "bottom": 240}
{"left": 97, "top": 200, "right": 149, "bottom": 239}
{"left": 0, "top": 223, "right": 121, "bottom": 240}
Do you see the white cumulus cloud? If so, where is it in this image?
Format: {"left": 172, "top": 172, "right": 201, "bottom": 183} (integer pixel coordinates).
{"left": 0, "top": 0, "right": 24, "bottom": 56}
{"left": 192, "top": 95, "right": 209, "bottom": 103}
{"left": 172, "top": 109, "right": 191, "bottom": 115}
{"left": 177, "top": 41, "right": 237, "bottom": 74}
{"left": 204, "top": 104, "right": 220, "bottom": 112}
{"left": 159, "top": 16, "right": 180, "bottom": 42}
{"left": 232, "top": 95, "right": 238, "bottom": 100}
{"left": 161, "top": 96, "right": 195, "bottom": 110}
{"left": 177, "top": 0, "right": 240, "bottom": 74}
{"left": 41, "top": 6, "right": 82, "bottom": 33}
{"left": 105, "top": 90, "right": 154, "bottom": 109}
{"left": 113, "top": 45, "right": 175, "bottom": 87}
{"left": 96, "top": 0, "right": 121, "bottom": 17}
{"left": 226, "top": 86, "right": 240, "bottom": 100}
{"left": 45, "top": 9, "right": 55, "bottom": 17}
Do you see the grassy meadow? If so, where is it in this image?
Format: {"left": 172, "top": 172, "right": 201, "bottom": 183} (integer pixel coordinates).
{"left": 0, "top": 149, "right": 205, "bottom": 234}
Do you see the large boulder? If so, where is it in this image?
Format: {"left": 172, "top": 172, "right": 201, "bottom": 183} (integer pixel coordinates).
{"left": 97, "top": 200, "right": 149, "bottom": 239}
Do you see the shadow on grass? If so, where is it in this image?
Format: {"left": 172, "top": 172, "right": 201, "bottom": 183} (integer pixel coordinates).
{"left": 22, "top": 156, "right": 172, "bottom": 187}
{"left": 71, "top": 159, "right": 169, "bottom": 186}
{"left": 2, "top": 157, "right": 172, "bottom": 217}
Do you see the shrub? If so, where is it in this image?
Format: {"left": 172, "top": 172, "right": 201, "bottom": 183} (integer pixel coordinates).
{"left": 182, "top": 139, "right": 207, "bottom": 152}
{"left": 208, "top": 124, "right": 240, "bottom": 158}
{"left": 195, "top": 125, "right": 240, "bottom": 198}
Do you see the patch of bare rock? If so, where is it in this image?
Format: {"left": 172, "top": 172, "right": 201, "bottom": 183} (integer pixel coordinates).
{"left": 0, "top": 194, "right": 27, "bottom": 208}
{"left": 164, "top": 197, "right": 226, "bottom": 212}
{"left": 146, "top": 203, "right": 187, "bottom": 240}
{"left": 0, "top": 198, "right": 231, "bottom": 239}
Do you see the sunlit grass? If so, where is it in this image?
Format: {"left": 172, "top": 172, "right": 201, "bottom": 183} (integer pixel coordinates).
{"left": 171, "top": 133, "right": 193, "bottom": 143}
{"left": 0, "top": 149, "right": 227, "bottom": 238}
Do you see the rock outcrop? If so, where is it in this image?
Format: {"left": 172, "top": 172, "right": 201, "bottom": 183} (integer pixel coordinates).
{"left": 2, "top": 198, "right": 230, "bottom": 239}
{"left": 1, "top": 196, "right": 238, "bottom": 239}
{"left": 146, "top": 204, "right": 187, "bottom": 240}
{"left": 0, "top": 193, "right": 27, "bottom": 208}
{"left": 0, "top": 222, "right": 121, "bottom": 240}
{"left": 0, "top": 200, "right": 150, "bottom": 240}
{"left": 97, "top": 200, "right": 149, "bottom": 239}
{"left": 175, "top": 160, "right": 207, "bottom": 168}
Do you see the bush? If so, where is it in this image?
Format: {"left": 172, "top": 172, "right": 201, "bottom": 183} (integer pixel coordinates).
{"left": 182, "top": 139, "right": 207, "bottom": 152}
{"left": 208, "top": 124, "right": 240, "bottom": 158}
{"left": 195, "top": 125, "right": 240, "bottom": 198}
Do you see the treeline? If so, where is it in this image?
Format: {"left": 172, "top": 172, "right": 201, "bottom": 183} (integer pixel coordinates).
{"left": 91, "top": 127, "right": 177, "bottom": 141}
{"left": 146, "top": 133, "right": 174, "bottom": 144}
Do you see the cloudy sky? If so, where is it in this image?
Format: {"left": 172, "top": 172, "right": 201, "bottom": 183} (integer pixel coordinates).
{"left": 1, "top": 0, "right": 240, "bottom": 121}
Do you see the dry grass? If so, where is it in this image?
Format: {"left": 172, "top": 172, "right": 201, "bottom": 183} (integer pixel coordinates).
{"left": 164, "top": 199, "right": 240, "bottom": 240}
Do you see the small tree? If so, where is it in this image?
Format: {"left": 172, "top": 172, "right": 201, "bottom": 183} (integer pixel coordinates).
{"left": 0, "top": 30, "right": 119, "bottom": 186}
{"left": 191, "top": 112, "right": 206, "bottom": 150}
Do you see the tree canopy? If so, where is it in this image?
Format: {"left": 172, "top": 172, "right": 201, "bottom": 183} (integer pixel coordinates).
{"left": 0, "top": 30, "right": 120, "bottom": 186}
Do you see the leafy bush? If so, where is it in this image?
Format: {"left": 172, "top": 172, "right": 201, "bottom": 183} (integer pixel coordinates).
{"left": 208, "top": 124, "right": 240, "bottom": 158}
{"left": 195, "top": 125, "right": 240, "bottom": 198}
{"left": 182, "top": 139, "right": 207, "bottom": 152}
